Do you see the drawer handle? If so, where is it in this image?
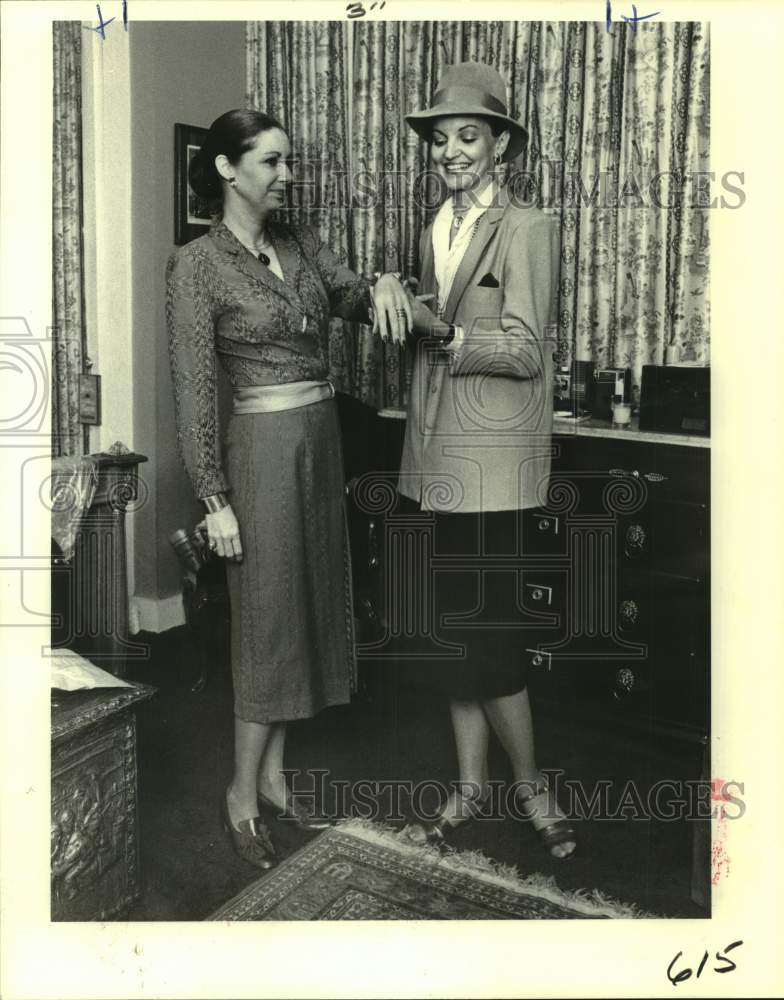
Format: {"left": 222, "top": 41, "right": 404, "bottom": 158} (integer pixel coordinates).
{"left": 619, "top": 599, "right": 640, "bottom": 628}
{"left": 538, "top": 518, "right": 550, "bottom": 531}
{"left": 525, "top": 583, "right": 553, "bottom": 606}
{"left": 612, "top": 468, "right": 669, "bottom": 483}
{"left": 526, "top": 649, "right": 552, "bottom": 671}
{"left": 625, "top": 523, "right": 646, "bottom": 554}
{"left": 612, "top": 667, "right": 636, "bottom": 699}
{"left": 367, "top": 519, "right": 380, "bottom": 570}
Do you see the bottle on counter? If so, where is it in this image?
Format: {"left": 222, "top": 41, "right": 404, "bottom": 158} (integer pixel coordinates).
{"left": 611, "top": 393, "right": 632, "bottom": 428}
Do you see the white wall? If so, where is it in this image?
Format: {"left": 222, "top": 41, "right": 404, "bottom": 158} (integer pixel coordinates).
{"left": 83, "top": 21, "right": 246, "bottom": 631}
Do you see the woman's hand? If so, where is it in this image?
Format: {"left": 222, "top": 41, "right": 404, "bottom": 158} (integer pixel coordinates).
{"left": 371, "top": 274, "right": 412, "bottom": 346}
{"left": 206, "top": 505, "right": 243, "bottom": 562}
{"left": 408, "top": 291, "right": 442, "bottom": 336}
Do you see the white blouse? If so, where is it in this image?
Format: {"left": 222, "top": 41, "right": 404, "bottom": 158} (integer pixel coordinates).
{"left": 432, "top": 181, "right": 497, "bottom": 316}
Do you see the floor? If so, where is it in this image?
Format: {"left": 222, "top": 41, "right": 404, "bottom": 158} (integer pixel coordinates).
{"left": 125, "top": 626, "right": 709, "bottom": 921}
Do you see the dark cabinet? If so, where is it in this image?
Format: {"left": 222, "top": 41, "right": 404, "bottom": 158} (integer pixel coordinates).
{"left": 346, "top": 411, "right": 711, "bottom": 909}
{"left": 524, "top": 433, "right": 710, "bottom": 741}
{"left": 354, "top": 411, "right": 710, "bottom": 745}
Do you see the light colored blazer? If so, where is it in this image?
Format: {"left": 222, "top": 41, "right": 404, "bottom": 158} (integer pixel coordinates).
{"left": 398, "top": 187, "right": 559, "bottom": 513}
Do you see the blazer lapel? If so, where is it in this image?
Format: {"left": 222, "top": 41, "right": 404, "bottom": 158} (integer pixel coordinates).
{"left": 420, "top": 226, "right": 436, "bottom": 297}
{"left": 441, "top": 187, "right": 508, "bottom": 322}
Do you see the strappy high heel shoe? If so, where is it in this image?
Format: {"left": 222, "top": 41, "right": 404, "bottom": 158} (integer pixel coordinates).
{"left": 220, "top": 791, "right": 277, "bottom": 870}
{"left": 403, "top": 786, "right": 490, "bottom": 847}
{"left": 515, "top": 776, "right": 577, "bottom": 860}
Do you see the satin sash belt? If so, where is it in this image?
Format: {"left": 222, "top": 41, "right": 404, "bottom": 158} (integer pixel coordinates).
{"left": 232, "top": 380, "right": 334, "bottom": 415}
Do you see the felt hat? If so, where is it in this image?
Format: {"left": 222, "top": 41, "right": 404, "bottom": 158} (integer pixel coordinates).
{"left": 405, "top": 61, "right": 527, "bottom": 161}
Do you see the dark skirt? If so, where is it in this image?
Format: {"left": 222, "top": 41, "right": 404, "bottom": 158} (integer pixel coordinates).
{"left": 396, "top": 495, "right": 528, "bottom": 700}
{"left": 223, "top": 397, "right": 355, "bottom": 723}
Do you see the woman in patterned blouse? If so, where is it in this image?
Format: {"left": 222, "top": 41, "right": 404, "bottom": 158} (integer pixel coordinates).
{"left": 166, "top": 109, "right": 410, "bottom": 869}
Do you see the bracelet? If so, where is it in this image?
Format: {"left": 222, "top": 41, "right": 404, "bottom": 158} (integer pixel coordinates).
{"left": 372, "top": 271, "right": 402, "bottom": 284}
{"left": 202, "top": 492, "right": 228, "bottom": 514}
{"left": 440, "top": 324, "right": 456, "bottom": 347}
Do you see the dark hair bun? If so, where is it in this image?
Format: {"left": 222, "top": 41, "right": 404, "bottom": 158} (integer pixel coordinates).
{"left": 188, "top": 146, "right": 222, "bottom": 202}
{"left": 187, "top": 109, "right": 287, "bottom": 209}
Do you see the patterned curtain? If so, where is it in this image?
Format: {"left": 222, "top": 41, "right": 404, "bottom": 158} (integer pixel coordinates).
{"left": 246, "top": 21, "right": 360, "bottom": 397}
{"left": 247, "top": 20, "right": 709, "bottom": 407}
{"left": 52, "top": 21, "right": 86, "bottom": 456}
{"left": 523, "top": 22, "right": 711, "bottom": 380}
{"left": 348, "top": 21, "right": 415, "bottom": 407}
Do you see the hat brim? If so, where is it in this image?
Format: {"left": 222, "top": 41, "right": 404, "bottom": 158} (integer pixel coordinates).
{"left": 405, "top": 104, "right": 528, "bottom": 161}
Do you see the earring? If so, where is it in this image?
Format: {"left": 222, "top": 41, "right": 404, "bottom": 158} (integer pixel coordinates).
{"left": 229, "top": 178, "right": 238, "bottom": 188}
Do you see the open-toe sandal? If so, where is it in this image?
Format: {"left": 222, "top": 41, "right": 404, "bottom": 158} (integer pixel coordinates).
{"left": 515, "top": 777, "right": 577, "bottom": 859}
{"left": 403, "top": 786, "right": 490, "bottom": 848}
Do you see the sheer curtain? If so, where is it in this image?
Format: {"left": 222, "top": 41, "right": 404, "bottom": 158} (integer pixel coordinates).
{"left": 52, "top": 21, "right": 87, "bottom": 456}
{"left": 247, "top": 20, "right": 710, "bottom": 406}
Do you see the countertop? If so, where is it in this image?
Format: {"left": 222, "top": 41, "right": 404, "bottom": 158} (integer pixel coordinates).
{"left": 376, "top": 409, "right": 710, "bottom": 449}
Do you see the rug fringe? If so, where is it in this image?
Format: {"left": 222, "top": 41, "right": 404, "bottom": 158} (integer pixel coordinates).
{"left": 334, "top": 818, "right": 653, "bottom": 919}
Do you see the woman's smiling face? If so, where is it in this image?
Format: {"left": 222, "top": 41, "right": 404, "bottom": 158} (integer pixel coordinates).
{"left": 429, "top": 116, "right": 503, "bottom": 193}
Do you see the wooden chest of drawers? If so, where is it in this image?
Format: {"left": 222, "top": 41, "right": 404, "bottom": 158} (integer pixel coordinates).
{"left": 51, "top": 684, "right": 154, "bottom": 921}
{"left": 358, "top": 408, "right": 710, "bottom": 744}
{"left": 522, "top": 432, "right": 710, "bottom": 741}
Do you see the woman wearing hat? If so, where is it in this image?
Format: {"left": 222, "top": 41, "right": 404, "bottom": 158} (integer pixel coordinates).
{"left": 399, "top": 63, "right": 576, "bottom": 859}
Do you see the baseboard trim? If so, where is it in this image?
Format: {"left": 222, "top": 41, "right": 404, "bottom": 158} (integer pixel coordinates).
{"left": 132, "top": 594, "right": 185, "bottom": 634}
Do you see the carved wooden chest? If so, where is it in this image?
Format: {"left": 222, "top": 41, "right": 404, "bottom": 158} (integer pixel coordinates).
{"left": 51, "top": 684, "right": 154, "bottom": 921}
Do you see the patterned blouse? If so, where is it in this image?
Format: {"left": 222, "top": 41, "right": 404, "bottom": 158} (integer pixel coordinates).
{"left": 165, "top": 220, "right": 371, "bottom": 499}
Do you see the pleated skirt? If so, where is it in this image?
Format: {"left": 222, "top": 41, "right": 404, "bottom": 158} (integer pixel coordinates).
{"left": 223, "top": 397, "right": 355, "bottom": 723}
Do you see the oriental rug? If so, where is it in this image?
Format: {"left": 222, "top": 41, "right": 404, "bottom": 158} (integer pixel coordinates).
{"left": 209, "top": 820, "right": 647, "bottom": 921}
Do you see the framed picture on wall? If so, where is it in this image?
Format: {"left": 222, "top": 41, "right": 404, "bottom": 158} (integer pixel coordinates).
{"left": 174, "top": 122, "right": 212, "bottom": 245}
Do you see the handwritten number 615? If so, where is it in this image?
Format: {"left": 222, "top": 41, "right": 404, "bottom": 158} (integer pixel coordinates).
{"left": 667, "top": 941, "right": 743, "bottom": 986}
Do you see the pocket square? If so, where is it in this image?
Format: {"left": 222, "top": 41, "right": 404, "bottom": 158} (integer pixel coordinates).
{"left": 477, "top": 273, "right": 500, "bottom": 288}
